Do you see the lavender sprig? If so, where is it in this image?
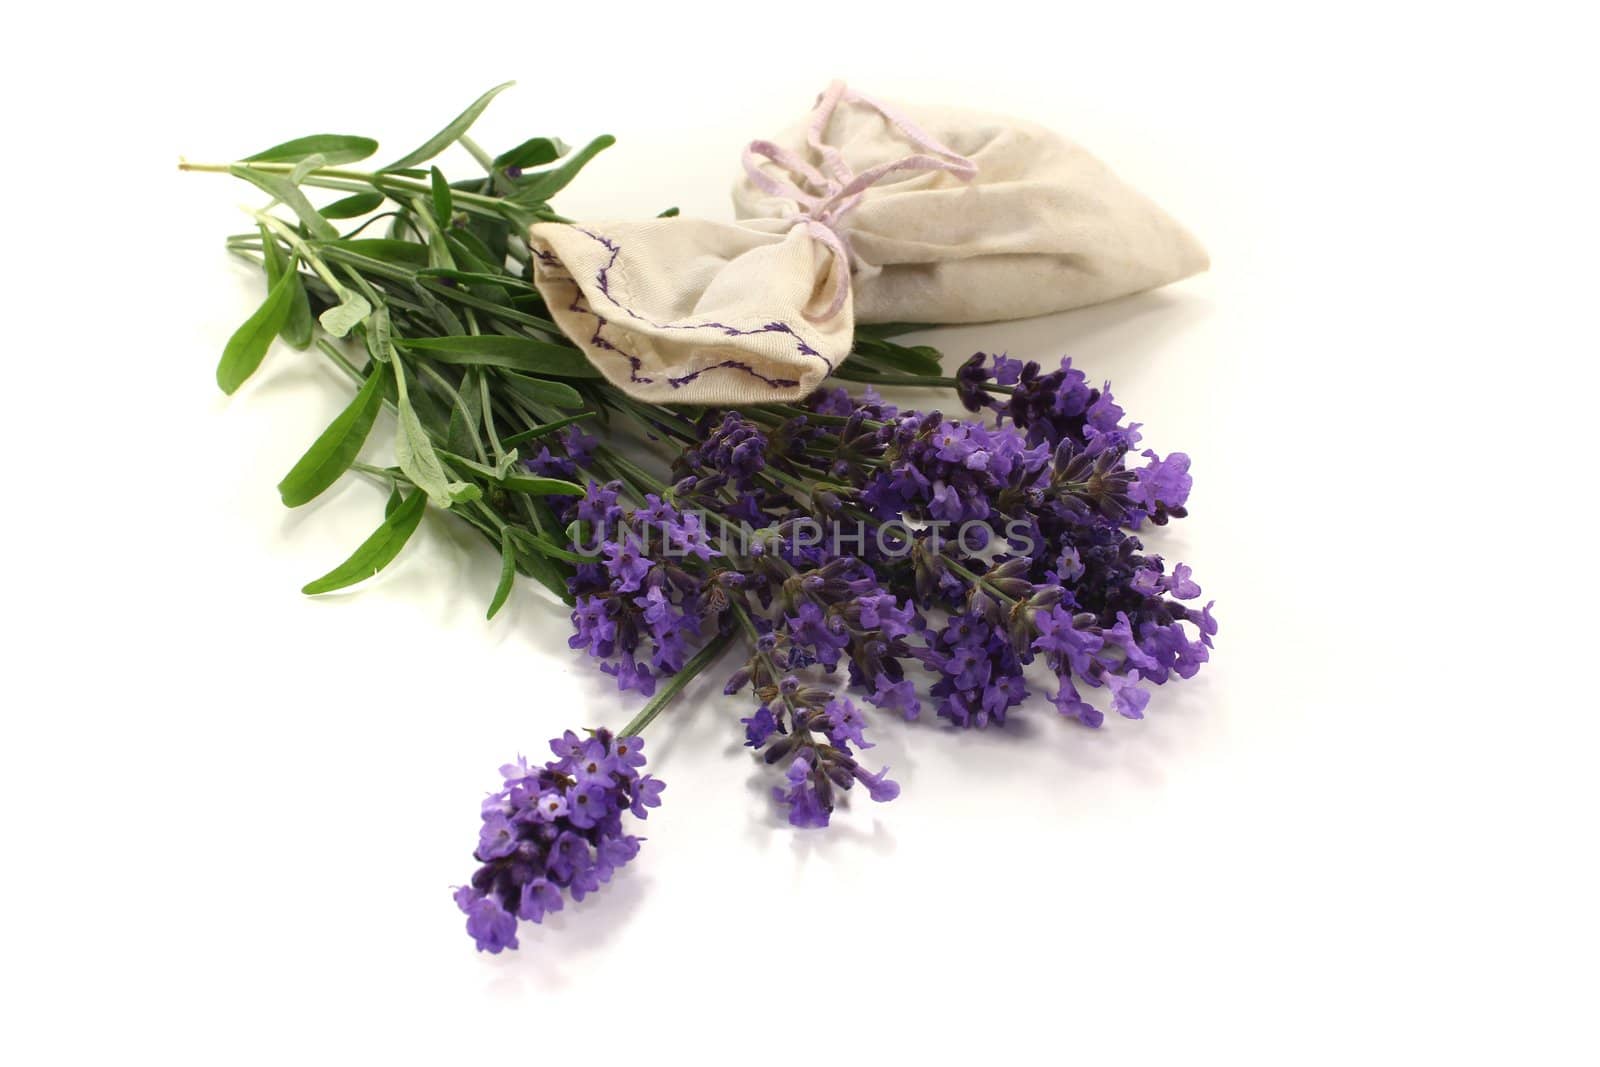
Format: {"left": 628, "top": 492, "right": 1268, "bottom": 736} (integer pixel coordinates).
{"left": 190, "top": 87, "right": 1217, "bottom": 955}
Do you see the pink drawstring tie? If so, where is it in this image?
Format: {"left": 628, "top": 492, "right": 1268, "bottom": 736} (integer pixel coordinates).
{"left": 742, "top": 81, "right": 978, "bottom": 322}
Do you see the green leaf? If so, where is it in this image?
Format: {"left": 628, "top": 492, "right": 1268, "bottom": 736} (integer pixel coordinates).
{"left": 280, "top": 265, "right": 314, "bottom": 350}
{"left": 508, "top": 135, "right": 615, "bottom": 204}
{"left": 277, "top": 364, "right": 388, "bottom": 507}
{"left": 418, "top": 197, "right": 454, "bottom": 271}
{"left": 228, "top": 164, "right": 337, "bottom": 240}
{"left": 499, "top": 473, "right": 585, "bottom": 496}
{"left": 445, "top": 368, "right": 485, "bottom": 457}
{"left": 465, "top": 213, "right": 510, "bottom": 267}
{"left": 429, "top": 167, "right": 453, "bottom": 228}
{"left": 441, "top": 231, "right": 501, "bottom": 275}
{"left": 321, "top": 191, "right": 385, "bottom": 219}
{"left": 416, "top": 267, "right": 517, "bottom": 305}
{"left": 364, "top": 304, "right": 394, "bottom": 364}
{"left": 217, "top": 268, "right": 296, "bottom": 394}
{"left": 256, "top": 225, "right": 309, "bottom": 349}
{"left": 393, "top": 359, "right": 475, "bottom": 508}
{"left": 259, "top": 222, "right": 288, "bottom": 277}
{"left": 301, "top": 489, "right": 427, "bottom": 595}
{"left": 493, "top": 136, "right": 569, "bottom": 171}
{"left": 487, "top": 529, "right": 517, "bottom": 620}
{"left": 500, "top": 370, "right": 584, "bottom": 410}
{"left": 322, "top": 238, "right": 430, "bottom": 268}
{"left": 520, "top": 546, "right": 575, "bottom": 605}
{"left": 245, "top": 134, "right": 378, "bottom": 166}
{"left": 500, "top": 411, "right": 596, "bottom": 447}
{"left": 436, "top": 448, "right": 518, "bottom": 481}
{"left": 319, "top": 291, "right": 372, "bottom": 338}
{"left": 259, "top": 230, "right": 314, "bottom": 350}
{"left": 851, "top": 338, "right": 943, "bottom": 376}
{"left": 397, "top": 335, "right": 600, "bottom": 378}
{"left": 510, "top": 528, "right": 589, "bottom": 563}
{"left": 383, "top": 82, "right": 515, "bottom": 171}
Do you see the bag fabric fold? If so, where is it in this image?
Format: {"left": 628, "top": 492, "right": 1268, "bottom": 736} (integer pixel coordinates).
{"left": 528, "top": 82, "right": 1207, "bottom": 404}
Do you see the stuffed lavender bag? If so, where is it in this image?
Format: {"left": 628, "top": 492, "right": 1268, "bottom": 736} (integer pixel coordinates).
{"left": 527, "top": 81, "right": 1208, "bottom": 404}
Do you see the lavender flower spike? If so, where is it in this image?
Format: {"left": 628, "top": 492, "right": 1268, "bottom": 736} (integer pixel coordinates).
{"left": 454, "top": 728, "right": 660, "bottom": 953}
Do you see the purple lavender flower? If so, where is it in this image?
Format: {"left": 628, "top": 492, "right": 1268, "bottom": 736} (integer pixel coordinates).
{"left": 456, "top": 888, "right": 519, "bottom": 954}
{"left": 866, "top": 675, "right": 921, "bottom": 720}
{"left": 1131, "top": 450, "right": 1192, "bottom": 522}
{"left": 742, "top": 706, "right": 780, "bottom": 747}
{"left": 455, "top": 728, "right": 661, "bottom": 953}
{"left": 774, "top": 754, "right": 832, "bottom": 829}
{"left": 546, "top": 352, "right": 1216, "bottom": 850}
{"left": 602, "top": 536, "right": 651, "bottom": 593}
{"left": 1105, "top": 672, "right": 1151, "bottom": 719}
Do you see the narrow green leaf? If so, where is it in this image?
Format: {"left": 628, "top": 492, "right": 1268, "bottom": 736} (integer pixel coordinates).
{"left": 419, "top": 199, "right": 454, "bottom": 271}
{"left": 429, "top": 167, "right": 453, "bottom": 228}
{"left": 383, "top": 82, "right": 515, "bottom": 171}
{"left": 217, "top": 269, "right": 296, "bottom": 394}
{"left": 487, "top": 529, "right": 517, "bottom": 620}
{"left": 416, "top": 268, "right": 515, "bottom": 306}
{"left": 500, "top": 411, "right": 596, "bottom": 447}
{"left": 851, "top": 339, "right": 943, "bottom": 376}
{"left": 493, "top": 136, "right": 569, "bottom": 171}
{"left": 466, "top": 213, "right": 510, "bottom": 267}
{"left": 277, "top": 364, "right": 389, "bottom": 507}
{"left": 500, "top": 370, "right": 584, "bottom": 410}
{"left": 523, "top": 551, "right": 575, "bottom": 605}
{"left": 280, "top": 265, "right": 313, "bottom": 350}
{"left": 245, "top": 134, "right": 378, "bottom": 166}
{"left": 228, "top": 164, "right": 337, "bottom": 240}
{"left": 510, "top": 528, "right": 589, "bottom": 563}
{"left": 393, "top": 359, "right": 474, "bottom": 508}
{"left": 411, "top": 285, "right": 465, "bottom": 336}
{"left": 398, "top": 335, "right": 600, "bottom": 378}
{"left": 259, "top": 230, "right": 314, "bottom": 350}
{"left": 321, "top": 191, "right": 385, "bottom": 219}
{"left": 259, "top": 222, "right": 288, "bottom": 278}
{"left": 319, "top": 291, "right": 372, "bottom": 338}
{"left": 445, "top": 368, "right": 485, "bottom": 457}
{"left": 301, "top": 490, "right": 427, "bottom": 595}
{"left": 364, "top": 305, "right": 394, "bottom": 364}
{"left": 499, "top": 473, "right": 585, "bottom": 496}
{"left": 385, "top": 483, "right": 404, "bottom": 517}
{"left": 508, "top": 135, "right": 615, "bottom": 204}
{"left": 441, "top": 231, "right": 501, "bottom": 275}
{"left": 322, "top": 238, "right": 430, "bottom": 268}
{"left": 438, "top": 448, "right": 521, "bottom": 482}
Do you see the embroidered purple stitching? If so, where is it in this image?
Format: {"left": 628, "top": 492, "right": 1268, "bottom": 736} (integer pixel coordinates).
{"left": 534, "top": 239, "right": 810, "bottom": 391}
{"left": 576, "top": 228, "right": 832, "bottom": 371}
{"left": 539, "top": 228, "right": 834, "bottom": 391}
{"left": 535, "top": 247, "right": 657, "bottom": 385}
{"left": 666, "top": 360, "right": 800, "bottom": 390}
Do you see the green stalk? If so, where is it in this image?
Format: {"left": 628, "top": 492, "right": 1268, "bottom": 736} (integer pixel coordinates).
{"left": 618, "top": 628, "right": 737, "bottom": 737}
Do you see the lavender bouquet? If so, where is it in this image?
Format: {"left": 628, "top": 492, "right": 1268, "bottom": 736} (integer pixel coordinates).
{"left": 187, "top": 86, "right": 1215, "bottom": 953}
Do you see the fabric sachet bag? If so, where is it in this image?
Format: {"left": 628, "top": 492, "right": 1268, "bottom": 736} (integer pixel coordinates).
{"left": 528, "top": 81, "right": 1207, "bottom": 404}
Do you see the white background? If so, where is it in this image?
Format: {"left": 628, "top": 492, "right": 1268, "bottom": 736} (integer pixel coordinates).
{"left": 4, "top": 3, "right": 1595, "bottom": 1062}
